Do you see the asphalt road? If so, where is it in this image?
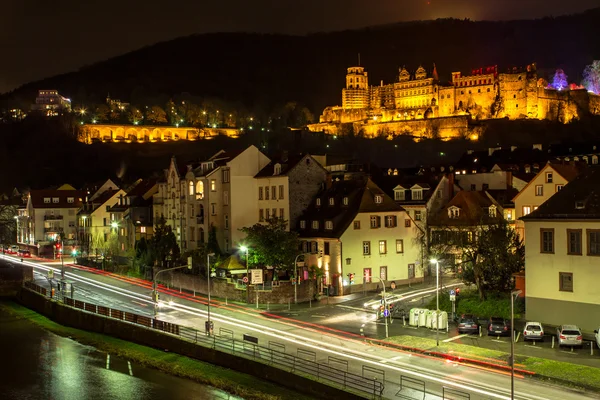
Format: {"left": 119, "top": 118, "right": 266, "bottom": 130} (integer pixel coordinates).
{"left": 10, "top": 254, "right": 599, "bottom": 400}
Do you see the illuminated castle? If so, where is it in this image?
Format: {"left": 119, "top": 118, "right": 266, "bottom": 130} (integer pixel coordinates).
{"left": 309, "top": 63, "right": 600, "bottom": 140}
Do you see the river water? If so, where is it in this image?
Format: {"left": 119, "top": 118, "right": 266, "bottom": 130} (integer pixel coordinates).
{"left": 0, "top": 305, "right": 241, "bottom": 400}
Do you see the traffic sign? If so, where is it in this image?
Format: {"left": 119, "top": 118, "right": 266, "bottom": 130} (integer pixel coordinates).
{"left": 250, "top": 269, "right": 263, "bottom": 284}
{"left": 242, "top": 276, "right": 248, "bottom": 283}
{"left": 450, "top": 289, "right": 455, "bottom": 295}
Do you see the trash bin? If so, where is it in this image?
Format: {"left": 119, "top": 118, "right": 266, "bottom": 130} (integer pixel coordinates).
{"left": 418, "top": 309, "right": 427, "bottom": 327}
{"left": 409, "top": 308, "right": 420, "bottom": 326}
{"left": 425, "top": 310, "right": 434, "bottom": 329}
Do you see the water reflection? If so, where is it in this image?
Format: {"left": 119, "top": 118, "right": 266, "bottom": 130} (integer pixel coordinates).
{"left": 0, "top": 305, "right": 241, "bottom": 400}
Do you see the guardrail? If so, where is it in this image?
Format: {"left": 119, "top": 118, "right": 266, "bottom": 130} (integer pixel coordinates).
{"left": 22, "top": 281, "right": 383, "bottom": 399}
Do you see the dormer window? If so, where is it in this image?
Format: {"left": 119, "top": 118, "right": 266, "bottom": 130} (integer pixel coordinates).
{"left": 325, "top": 221, "right": 333, "bottom": 230}
{"left": 316, "top": 198, "right": 321, "bottom": 207}
{"left": 412, "top": 189, "right": 423, "bottom": 200}
{"left": 448, "top": 206, "right": 460, "bottom": 219}
{"left": 394, "top": 189, "right": 405, "bottom": 201}
{"left": 67, "top": 197, "right": 74, "bottom": 204}
{"left": 44, "top": 197, "right": 50, "bottom": 204}
{"left": 300, "top": 220, "right": 306, "bottom": 229}
{"left": 312, "top": 220, "right": 319, "bottom": 229}
{"left": 488, "top": 205, "right": 497, "bottom": 217}
{"left": 329, "top": 197, "right": 335, "bottom": 206}
{"left": 343, "top": 197, "right": 349, "bottom": 206}
{"left": 52, "top": 197, "right": 59, "bottom": 203}
{"left": 274, "top": 163, "right": 282, "bottom": 175}
{"left": 575, "top": 201, "right": 585, "bottom": 210}
{"left": 374, "top": 195, "right": 383, "bottom": 204}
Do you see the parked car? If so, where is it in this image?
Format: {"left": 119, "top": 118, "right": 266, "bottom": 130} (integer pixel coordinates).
{"left": 457, "top": 314, "right": 479, "bottom": 334}
{"left": 594, "top": 327, "right": 600, "bottom": 349}
{"left": 523, "top": 322, "right": 544, "bottom": 341}
{"left": 556, "top": 325, "right": 583, "bottom": 348}
{"left": 17, "top": 249, "right": 31, "bottom": 258}
{"left": 487, "top": 317, "right": 511, "bottom": 336}
{"left": 9, "top": 245, "right": 19, "bottom": 254}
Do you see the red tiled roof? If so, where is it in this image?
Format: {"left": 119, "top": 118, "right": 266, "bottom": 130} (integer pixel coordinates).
{"left": 29, "top": 190, "right": 85, "bottom": 209}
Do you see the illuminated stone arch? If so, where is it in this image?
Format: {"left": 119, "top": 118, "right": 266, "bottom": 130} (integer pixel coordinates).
{"left": 114, "top": 127, "right": 125, "bottom": 141}
{"left": 151, "top": 128, "right": 161, "bottom": 142}
{"left": 101, "top": 127, "right": 112, "bottom": 141}
{"left": 162, "top": 129, "right": 173, "bottom": 141}
{"left": 139, "top": 128, "right": 150, "bottom": 142}
{"left": 125, "top": 128, "right": 137, "bottom": 142}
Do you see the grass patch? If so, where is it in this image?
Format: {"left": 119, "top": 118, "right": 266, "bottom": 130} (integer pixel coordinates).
{"left": 0, "top": 301, "right": 312, "bottom": 400}
{"left": 426, "top": 288, "right": 524, "bottom": 319}
{"left": 388, "top": 335, "right": 600, "bottom": 392}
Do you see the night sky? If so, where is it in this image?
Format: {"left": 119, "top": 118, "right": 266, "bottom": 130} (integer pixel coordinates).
{"left": 2, "top": 0, "right": 598, "bottom": 94}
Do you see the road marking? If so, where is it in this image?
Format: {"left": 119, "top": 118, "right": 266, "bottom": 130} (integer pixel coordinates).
{"left": 311, "top": 315, "right": 326, "bottom": 318}
{"left": 131, "top": 300, "right": 147, "bottom": 307}
{"left": 559, "top": 350, "right": 578, "bottom": 355}
{"left": 380, "top": 355, "right": 404, "bottom": 363}
{"left": 491, "top": 340, "right": 506, "bottom": 343}
{"left": 106, "top": 354, "right": 110, "bottom": 370}
{"left": 443, "top": 334, "right": 469, "bottom": 343}
{"left": 127, "top": 361, "right": 133, "bottom": 376}
{"left": 524, "top": 345, "right": 544, "bottom": 349}
{"left": 336, "top": 305, "right": 368, "bottom": 312}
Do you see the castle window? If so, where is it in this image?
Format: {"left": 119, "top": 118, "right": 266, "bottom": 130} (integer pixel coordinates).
{"left": 487, "top": 88, "right": 491, "bottom": 92}
{"left": 478, "top": 89, "right": 481, "bottom": 93}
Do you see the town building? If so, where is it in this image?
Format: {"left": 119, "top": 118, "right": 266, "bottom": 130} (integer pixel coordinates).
{"left": 79, "top": 188, "right": 126, "bottom": 256}
{"left": 428, "top": 190, "right": 505, "bottom": 271}
{"left": 24, "top": 185, "right": 85, "bottom": 250}
{"left": 297, "top": 177, "right": 424, "bottom": 296}
{"left": 31, "top": 90, "right": 72, "bottom": 116}
{"left": 154, "top": 146, "right": 270, "bottom": 254}
{"left": 513, "top": 162, "right": 584, "bottom": 242}
{"left": 255, "top": 154, "right": 328, "bottom": 230}
{"left": 521, "top": 167, "right": 600, "bottom": 332}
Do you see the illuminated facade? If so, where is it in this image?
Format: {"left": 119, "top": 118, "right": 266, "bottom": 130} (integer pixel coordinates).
{"left": 31, "top": 90, "right": 72, "bottom": 116}
{"left": 78, "top": 124, "right": 240, "bottom": 143}
{"left": 310, "top": 63, "right": 600, "bottom": 139}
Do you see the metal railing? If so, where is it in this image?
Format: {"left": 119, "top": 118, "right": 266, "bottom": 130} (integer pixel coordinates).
{"left": 22, "top": 281, "right": 383, "bottom": 399}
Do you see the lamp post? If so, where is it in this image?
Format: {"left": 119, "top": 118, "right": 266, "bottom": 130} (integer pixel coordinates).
{"left": 293, "top": 254, "right": 304, "bottom": 304}
{"left": 81, "top": 215, "right": 87, "bottom": 256}
{"left": 206, "top": 252, "right": 215, "bottom": 334}
{"left": 430, "top": 259, "right": 441, "bottom": 346}
{"left": 13, "top": 216, "right": 18, "bottom": 244}
{"left": 240, "top": 245, "right": 250, "bottom": 303}
{"left": 511, "top": 289, "right": 522, "bottom": 400}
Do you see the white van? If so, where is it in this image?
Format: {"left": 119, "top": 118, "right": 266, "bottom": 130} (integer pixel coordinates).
{"left": 595, "top": 327, "right": 600, "bottom": 349}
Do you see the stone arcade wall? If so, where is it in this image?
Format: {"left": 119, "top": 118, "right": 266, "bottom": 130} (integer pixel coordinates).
{"left": 78, "top": 124, "right": 241, "bottom": 144}
{"left": 17, "top": 288, "right": 362, "bottom": 400}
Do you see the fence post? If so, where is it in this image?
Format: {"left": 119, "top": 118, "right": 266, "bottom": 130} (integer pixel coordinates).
{"left": 256, "top": 292, "right": 259, "bottom": 309}
{"left": 226, "top": 297, "right": 228, "bottom": 305}
{"left": 288, "top": 300, "right": 290, "bottom": 311}
{"left": 267, "top": 301, "right": 270, "bottom": 311}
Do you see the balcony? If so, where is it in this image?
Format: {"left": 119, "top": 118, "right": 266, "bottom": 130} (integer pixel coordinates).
{"left": 44, "top": 227, "right": 64, "bottom": 233}
{"left": 44, "top": 215, "right": 64, "bottom": 221}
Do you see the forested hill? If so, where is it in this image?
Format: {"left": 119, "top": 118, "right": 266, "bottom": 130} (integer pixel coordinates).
{"left": 3, "top": 8, "right": 600, "bottom": 114}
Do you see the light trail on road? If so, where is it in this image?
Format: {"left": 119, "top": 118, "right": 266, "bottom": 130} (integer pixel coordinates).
{"left": 12, "top": 257, "right": 579, "bottom": 400}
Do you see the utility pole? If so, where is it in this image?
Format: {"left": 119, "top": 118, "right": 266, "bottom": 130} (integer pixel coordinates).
{"left": 511, "top": 289, "right": 522, "bottom": 400}
{"left": 293, "top": 254, "right": 304, "bottom": 304}
{"left": 153, "top": 257, "right": 193, "bottom": 316}
{"left": 206, "top": 253, "right": 215, "bottom": 335}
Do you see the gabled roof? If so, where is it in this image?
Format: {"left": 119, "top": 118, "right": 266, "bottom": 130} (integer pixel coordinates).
{"left": 78, "top": 189, "right": 122, "bottom": 215}
{"left": 255, "top": 154, "right": 326, "bottom": 178}
{"left": 127, "top": 179, "right": 157, "bottom": 199}
{"left": 297, "top": 178, "right": 402, "bottom": 239}
{"left": 512, "top": 162, "right": 586, "bottom": 202}
{"left": 29, "top": 190, "right": 85, "bottom": 209}
{"left": 429, "top": 191, "right": 502, "bottom": 227}
{"left": 373, "top": 173, "right": 444, "bottom": 205}
{"left": 522, "top": 167, "right": 600, "bottom": 220}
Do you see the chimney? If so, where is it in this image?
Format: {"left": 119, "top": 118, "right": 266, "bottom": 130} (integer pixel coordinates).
{"left": 489, "top": 147, "right": 496, "bottom": 156}
{"left": 511, "top": 146, "right": 517, "bottom": 152}
{"left": 532, "top": 144, "right": 542, "bottom": 151}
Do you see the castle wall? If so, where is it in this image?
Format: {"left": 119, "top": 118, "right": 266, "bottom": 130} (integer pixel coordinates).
{"left": 359, "top": 115, "right": 469, "bottom": 140}
{"left": 78, "top": 124, "right": 240, "bottom": 144}
{"left": 499, "top": 72, "right": 529, "bottom": 119}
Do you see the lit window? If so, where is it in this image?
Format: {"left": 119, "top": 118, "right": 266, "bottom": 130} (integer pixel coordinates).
{"left": 189, "top": 181, "right": 194, "bottom": 196}
{"left": 196, "top": 181, "right": 204, "bottom": 199}
{"left": 343, "top": 197, "right": 349, "bottom": 205}
{"left": 52, "top": 197, "right": 59, "bottom": 203}
{"left": 396, "top": 239, "right": 404, "bottom": 253}
{"left": 210, "top": 179, "right": 216, "bottom": 191}
{"left": 412, "top": 190, "right": 423, "bottom": 200}
{"left": 415, "top": 211, "right": 422, "bottom": 221}
{"left": 140, "top": 226, "right": 146, "bottom": 233}
{"left": 329, "top": 197, "right": 335, "bottom": 206}
{"left": 316, "top": 198, "right": 321, "bottom": 206}
{"left": 535, "top": 185, "right": 543, "bottom": 196}
{"left": 325, "top": 221, "right": 333, "bottom": 230}
{"left": 363, "top": 241, "right": 371, "bottom": 255}
{"left": 523, "top": 206, "right": 531, "bottom": 216}
{"left": 374, "top": 195, "right": 383, "bottom": 204}
{"left": 67, "top": 197, "right": 74, "bottom": 203}
{"left": 299, "top": 220, "right": 305, "bottom": 229}
{"left": 379, "top": 240, "right": 387, "bottom": 254}
{"left": 488, "top": 206, "right": 497, "bottom": 217}
{"left": 44, "top": 198, "right": 50, "bottom": 204}
{"left": 312, "top": 220, "right": 319, "bottom": 229}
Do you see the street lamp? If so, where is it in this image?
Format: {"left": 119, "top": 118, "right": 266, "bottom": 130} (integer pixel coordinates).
{"left": 430, "top": 259, "right": 441, "bottom": 346}
{"left": 206, "top": 252, "right": 215, "bottom": 335}
{"left": 511, "top": 289, "right": 522, "bottom": 400}
{"left": 13, "top": 216, "right": 18, "bottom": 244}
{"left": 81, "top": 216, "right": 87, "bottom": 256}
{"left": 293, "top": 254, "right": 304, "bottom": 304}
{"left": 240, "top": 245, "right": 250, "bottom": 303}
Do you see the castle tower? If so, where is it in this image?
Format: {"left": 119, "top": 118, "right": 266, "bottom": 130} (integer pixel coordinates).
{"left": 345, "top": 66, "right": 369, "bottom": 90}
{"left": 343, "top": 66, "right": 370, "bottom": 109}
